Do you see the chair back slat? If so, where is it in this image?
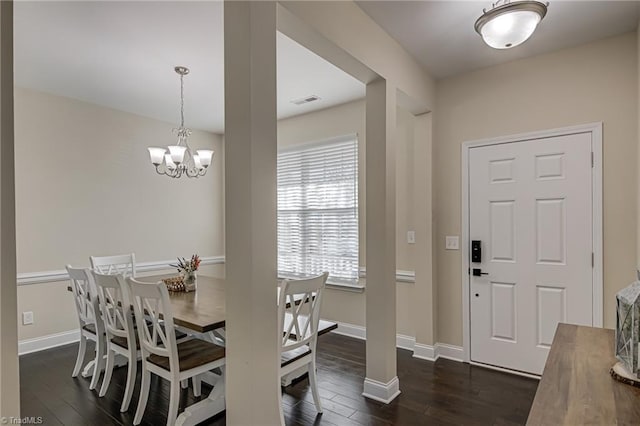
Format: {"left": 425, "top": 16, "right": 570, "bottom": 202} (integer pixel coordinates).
{"left": 67, "top": 266, "right": 100, "bottom": 328}
{"left": 92, "top": 272, "right": 134, "bottom": 341}
{"left": 128, "top": 278, "right": 177, "bottom": 364}
{"left": 90, "top": 253, "right": 136, "bottom": 278}
{"left": 278, "top": 272, "right": 328, "bottom": 354}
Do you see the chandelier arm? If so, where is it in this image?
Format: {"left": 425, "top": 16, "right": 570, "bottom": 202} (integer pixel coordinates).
{"left": 155, "top": 164, "right": 166, "bottom": 176}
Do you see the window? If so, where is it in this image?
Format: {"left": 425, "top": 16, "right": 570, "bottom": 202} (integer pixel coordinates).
{"left": 277, "top": 135, "right": 359, "bottom": 286}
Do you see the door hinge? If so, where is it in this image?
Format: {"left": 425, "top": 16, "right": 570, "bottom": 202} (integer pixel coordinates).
{"left": 592, "top": 252, "right": 594, "bottom": 267}
{"left": 591, "top": 152, "right": 594, "bottom": 168}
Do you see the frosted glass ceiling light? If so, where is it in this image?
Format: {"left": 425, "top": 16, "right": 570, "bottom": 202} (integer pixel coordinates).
{"left": 147, "top": 66, "right": 214, "bottom": 179}
{"left": 475, "top": 1, "right": 548, "bottom": 49}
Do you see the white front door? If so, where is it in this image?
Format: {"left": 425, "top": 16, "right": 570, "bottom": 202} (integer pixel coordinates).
{"left": 469, "top": 132, "right": 593, "bottom": 375}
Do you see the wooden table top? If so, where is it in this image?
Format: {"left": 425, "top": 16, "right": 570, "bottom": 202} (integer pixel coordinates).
{"left": 527, "top": 323, "right": 640, "bottom": 425}
{"left": 139, "top": 275, "right": 227, "bottom": 333}
{"left": 70, "top": 274, "right": 332, "bottom": 335}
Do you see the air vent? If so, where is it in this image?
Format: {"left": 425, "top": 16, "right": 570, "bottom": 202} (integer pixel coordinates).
{"left": 290, "top": 95, "right": 321, "bottom": 106}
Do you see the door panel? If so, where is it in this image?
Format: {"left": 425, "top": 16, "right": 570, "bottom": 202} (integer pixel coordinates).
{"left": 469, "top": 133, "right": 592, "bottom": 375}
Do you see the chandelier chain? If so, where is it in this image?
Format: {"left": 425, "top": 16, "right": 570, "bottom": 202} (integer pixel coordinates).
{"left": 180, "top": 72, "right": 185, "bottom": 128}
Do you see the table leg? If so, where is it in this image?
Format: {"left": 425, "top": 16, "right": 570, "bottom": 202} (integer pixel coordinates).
{"left": 175, "top": 366, "right": 226, "bottom": 426}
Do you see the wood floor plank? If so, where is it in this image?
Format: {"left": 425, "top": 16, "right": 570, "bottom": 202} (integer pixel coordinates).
{"left": 20, "top": 332, "right": 537, "bottom": 425}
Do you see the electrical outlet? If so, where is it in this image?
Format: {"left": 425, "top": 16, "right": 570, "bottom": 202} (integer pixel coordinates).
{"left": 23, "top": 311, "right": 34, "bottom": 325}
{"left": 445, "top": 236, "right": 459, "bottom": 250}
{"left": 407, "top": 230, "right": 416, "bottom": 244}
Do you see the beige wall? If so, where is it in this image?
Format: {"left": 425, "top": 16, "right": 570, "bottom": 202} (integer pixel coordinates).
{"left": 278, "top": 99, "right": 426, "bottom": 338}
{"left": 434, "top": 32, "right": 638, "bottom": 346}
{"left": 14, "top": 88, "right": 225, "bottom": 341}
{"left": 16, "top": 92, "right": 428, "bottom": 342}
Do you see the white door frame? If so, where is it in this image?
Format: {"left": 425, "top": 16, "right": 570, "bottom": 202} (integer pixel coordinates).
{"left": 461, "top": 122, "right": 603, "bottom": 366}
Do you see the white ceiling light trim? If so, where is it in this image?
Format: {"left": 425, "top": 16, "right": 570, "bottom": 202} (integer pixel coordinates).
{"left": 475, "top": 0, "right": 548, "bottom": 50}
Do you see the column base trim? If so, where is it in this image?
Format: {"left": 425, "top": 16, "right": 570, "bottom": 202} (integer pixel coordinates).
{"left": 362, "top": 376, "right": 401, "bottom": 404}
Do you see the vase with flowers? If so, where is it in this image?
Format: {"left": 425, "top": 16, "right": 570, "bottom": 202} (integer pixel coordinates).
{"left": 171, "top": 254, "right": 201, "bottom": 292}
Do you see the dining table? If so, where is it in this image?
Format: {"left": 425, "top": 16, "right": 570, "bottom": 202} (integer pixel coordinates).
{"left": 71, "top": 273, "right": 337, "bottom": 426}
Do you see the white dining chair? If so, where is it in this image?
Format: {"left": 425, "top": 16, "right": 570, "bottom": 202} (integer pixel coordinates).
{"left": 128, "top": 278, "right": 226, "bottom": 426}
{"left": 92, "top": 272, "right": 138, "bottom": 413}
{"left": 277, "top": 272, "right": 329, "bottom": 424}
{"left": 90, "top": 253, "right": 136, "bottom": 278}
{"left": 67, "top": 266, "right": 106, "bottom": 391}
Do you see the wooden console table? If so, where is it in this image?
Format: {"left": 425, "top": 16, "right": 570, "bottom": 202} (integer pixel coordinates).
{"left": 527, "top": 323, "right": 640, "bottom": 425}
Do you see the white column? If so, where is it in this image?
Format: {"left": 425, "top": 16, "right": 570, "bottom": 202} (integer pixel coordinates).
{"left": 0, "top": 0, "right": 19, "bottom": 418}
{"left": 223, "top": 1, "right": 281, "bottom": 425}
{"left": 412, "top": 113, "right": 437, "bottom": 350}
{"left": 363, "top": 78, "right": 399, "bottom": 403}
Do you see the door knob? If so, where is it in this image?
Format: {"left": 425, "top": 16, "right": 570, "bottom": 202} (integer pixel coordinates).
{"left": 472, "top": 268, "right": 489, "bottom": 277}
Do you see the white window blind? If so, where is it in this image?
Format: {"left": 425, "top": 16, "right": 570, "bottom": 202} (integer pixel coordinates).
{"left": 277, "top": 135, "right": 359, "bottom": 285}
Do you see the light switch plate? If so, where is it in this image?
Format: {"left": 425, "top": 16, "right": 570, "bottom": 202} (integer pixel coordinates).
{"left": 23, "top": 311, "right": 34, "bottom": 325}
{"left": 445, "top": 236, "right": 459, "bottom": 250}
{"left": 407, "top": 230, "right": 416, "bottom": 244}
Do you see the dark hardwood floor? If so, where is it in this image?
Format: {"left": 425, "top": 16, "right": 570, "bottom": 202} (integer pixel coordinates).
{"left": 20, "top": 333, "right": 538, "bottom": 425}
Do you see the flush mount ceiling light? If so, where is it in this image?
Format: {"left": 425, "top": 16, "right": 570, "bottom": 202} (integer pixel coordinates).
{"left": 475, "top": 0, "right": 548, "bottom": 49}
{"left": 147, "top": 66, "right": 214, "bottom": 179}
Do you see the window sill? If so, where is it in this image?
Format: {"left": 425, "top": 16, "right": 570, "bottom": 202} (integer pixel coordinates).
{"left": 326, "top": 281, "right": 365, "bottom": 293}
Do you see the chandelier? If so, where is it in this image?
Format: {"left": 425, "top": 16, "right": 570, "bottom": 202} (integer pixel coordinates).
{"left": 147, "top": 66, "right": 214, "bottom": 178}
{"left": 475, "top": 1, "right": 548, "bottom": 50}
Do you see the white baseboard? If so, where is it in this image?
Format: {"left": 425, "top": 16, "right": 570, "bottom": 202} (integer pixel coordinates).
{"left": 19, "top": 329, "right": 79, "bottom": 355}
{"left": 436, "top": 343, "right": 464, "bottom": 362}
{"left": 412, "top": 342, "right": 464, "bottom": 362}
{"left": 362, "top": 376, "right": 401, "bottom": 404}
{"left": 333, "top": 321, "right": 464, "bottom": 362}
{"left": 395, "top": 334, "right": 416, "bottom": 352}
{"left": 413, "top": 342, "right": 436, "bottom": 361}
{"left": 333, "top": 322, "right": 366, "bottom": 340}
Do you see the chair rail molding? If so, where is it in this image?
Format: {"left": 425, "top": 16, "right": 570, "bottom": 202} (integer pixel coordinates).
{"left": 16, "top": 255, "right": 225, "bottom": 286}
{"left": 359, "top": 267, "right": 415, "bottom": 283}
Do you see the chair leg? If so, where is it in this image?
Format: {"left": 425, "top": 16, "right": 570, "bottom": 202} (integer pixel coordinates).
{"left": 134, "top": 369, "right": 151, "bottom": 425}
{"left": 90, "top": 335, "right": 106, "bottom": 391}
{"left": 98, "top": 347, "right": 114, "bottom": 396}
{"left": 308, "top": 360, "right": 322, "bottom": 414}
{"left": 166, "top": 378, "right": 181, "bottom": 426}
{"left": 120, "top": 351, "right": 137, "bottom": 412}
{"left": 72, "top": 334, "right": 87, "bottom": 378}
{"left": 181, "top": 379, "right": 188, "bottom": 389}
{"left": 192, "top": 375, "right": 202, "bottom": 397}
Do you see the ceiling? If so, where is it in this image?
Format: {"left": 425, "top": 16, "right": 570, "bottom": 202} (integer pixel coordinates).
{"left": 14, "top": 1, "right": 640, "bottom": 130}
{"left": 14, "top": 1, "right": 364, "bottom": 134}
{"left": 357, "top": 1, "right": 640, "bottom": 79}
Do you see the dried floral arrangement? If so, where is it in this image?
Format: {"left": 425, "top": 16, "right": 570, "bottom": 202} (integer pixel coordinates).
{"left": 170, "top": 254, "right": 201, "bottom": 274}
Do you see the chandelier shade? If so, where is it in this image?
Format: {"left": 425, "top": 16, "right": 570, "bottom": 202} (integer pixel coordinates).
{"left": 147, "top": 66, "right": 214, "bottom": 179}
{"left": 475, "top": 1, "right": 547, "bottom": 50}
